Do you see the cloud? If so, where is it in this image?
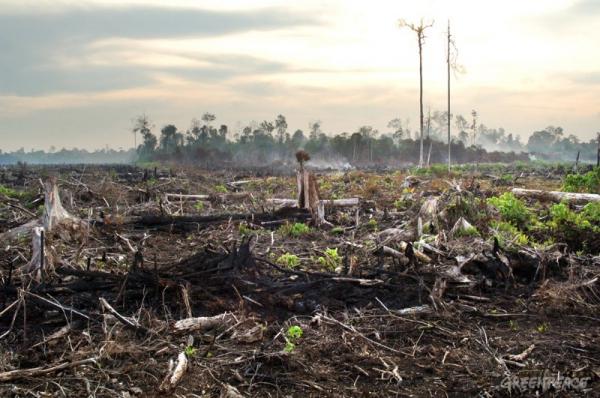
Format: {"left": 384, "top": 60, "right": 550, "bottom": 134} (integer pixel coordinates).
{"left": 0, "top": 5, "right": 318, "bottom": 95}
{"left": 526, "top": 0, "right": 600, "bottom": 32}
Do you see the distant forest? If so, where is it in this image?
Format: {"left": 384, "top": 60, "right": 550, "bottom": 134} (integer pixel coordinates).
{"left": 1, "top": 111, "right": 598, "bottom": 166}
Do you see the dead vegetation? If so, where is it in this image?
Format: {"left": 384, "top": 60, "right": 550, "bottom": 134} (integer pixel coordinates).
{"left": 0, "top": 162, "right": 599, "bottom": 397}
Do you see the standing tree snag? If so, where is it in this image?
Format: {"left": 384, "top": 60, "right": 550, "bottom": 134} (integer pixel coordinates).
{"left": 446, "top": 20, "right": 465, "bottom": 170}
{"left": 295, "top": 150, "right": 320, "bottom": 219}
{"left": 447, "top": 20, "right": 452, "bottom": 170}
{"left": 399, "top": 18, "right": 434, "bottom": 168}
{"left": 43, "top": 177, "right": 76, "bottom": 231}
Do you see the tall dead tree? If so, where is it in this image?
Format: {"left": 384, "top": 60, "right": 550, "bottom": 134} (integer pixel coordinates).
{"left": 399, "top": 18, "right": 434, "bottom": 168}
{"left": 597, "top": 132, "right": 600, "bottom": 167}
{"left": 446, "top": 20, "right": 465, "bottom": 170}
{"left": 447, "top": 20, "right": 451, "bottom": 171}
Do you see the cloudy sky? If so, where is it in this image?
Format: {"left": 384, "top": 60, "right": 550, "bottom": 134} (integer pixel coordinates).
{"left": 1, "top": 0, "right": 599, "bottom": 151}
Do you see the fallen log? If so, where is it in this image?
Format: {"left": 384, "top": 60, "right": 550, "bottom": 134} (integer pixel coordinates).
{"left": 120, "top": 209, "right": 310, "bottom": 230}
{"left": 511, "top": 188, "right": 600, "bottom": 204}
{"left": 165, "top": 192, "right": 251, "bottom": 202}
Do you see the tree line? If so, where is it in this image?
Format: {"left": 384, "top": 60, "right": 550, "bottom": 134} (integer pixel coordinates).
{"left": 133, "top": 112, "right": 597, "bottom": 167}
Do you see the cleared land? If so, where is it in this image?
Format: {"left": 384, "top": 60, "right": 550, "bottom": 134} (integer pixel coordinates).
{"left": 0, "top": 163, "right": 599, "bottom": 397}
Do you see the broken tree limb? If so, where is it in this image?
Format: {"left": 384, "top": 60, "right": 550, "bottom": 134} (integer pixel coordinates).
{"left": 99, "top": 297, "right": 149, "bottom": 334}
{"left": 506, "top": 344, "right": 535, "bottom": 361}
{"left": 0, "top": 358, "right": 97, "bottom": 382}
{"left": 159, "top": 351, "right": 188, "bottom": 392}
{"left": 511, "top": 188, "right": 600, "bottom": 205}
{"left": 165, "top": 193, "right": 209, "bottom": 201}
{"left": 172, "top": 313, "right": 234, "bottom": 333}
{"left": 23, "top": 226, "right": 47, "bottom": 277}
{"left": 0, "top": 219, "right": 41, "bottom": 242}
{"left": 374, "top": 246, "right": 409, "bottom": 264}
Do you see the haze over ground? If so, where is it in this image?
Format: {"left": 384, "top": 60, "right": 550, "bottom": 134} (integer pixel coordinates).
{"left": 1, "top": 0, "right": 599, "bottom": 151}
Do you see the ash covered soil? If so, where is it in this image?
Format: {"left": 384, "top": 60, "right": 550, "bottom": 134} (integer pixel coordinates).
{"left": 0, "top": 163, "right": 599, "bottom": 397}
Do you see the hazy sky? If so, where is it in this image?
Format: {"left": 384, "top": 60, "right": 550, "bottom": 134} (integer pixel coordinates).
{"left": 1, "top": 0, "right": 599, "bottom": 151}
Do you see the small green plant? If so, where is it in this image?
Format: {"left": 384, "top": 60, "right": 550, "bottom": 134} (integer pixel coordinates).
{"left": 278, "top": 222, "right": 310, "bottom": 237}
{"left": 146, "top": 177, "right": 158, "bottom": 186}
{"left": 454, "top": 225, "right": 480, "bottom": 238}
{"left": 487, "top": 192, "right": 533, "bottom": 229}
{"left": 330, "top": 226, "right": 344, "bottom": 235}
{"left": 194, "top": 201, "right": 204, "bottom": 212}
{"left": 317, "top": 247, "right": 342, "bottom": 271}
{"left": 393, "top": 198, "right": 412, "bottom": 211}
{"left": 277, "top": 253, "right": 300, "bottom": 268}
{"left": 184, "top": 345, "right": 197, "bottom": 357}
{"left": 238, "top": 223, "right": 253, "bottom": 236}
{"left": 284, "top": 325, "right": 304, "bottom": 353}
{"left": 214, "top": 184, "right": 228, "bottom": 193}
{"left": 366, "top": 218, "right": 378, "bottom": 231}
{"left": 536, "top": 322, "right": 549, "bottom": 333}
{"left": 509, "top": 320, "right": 519, "bottom": 331}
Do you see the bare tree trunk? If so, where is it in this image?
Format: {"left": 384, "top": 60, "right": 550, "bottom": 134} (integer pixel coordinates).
{"left": 418, "top": 33, "right": 424, "bottom": 168}
{"left": 447, "top": 20, "right": 451, "bottom": 171}
{"left": 596, "top": 132, "right": 600, "bottom": 167}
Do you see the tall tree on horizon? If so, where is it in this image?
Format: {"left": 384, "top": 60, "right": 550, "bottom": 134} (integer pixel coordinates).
{"left": 132, "top": 113, "right": 153, "bottom": 150}
{"left": 447, "top": 20, "right": 452, "bottom": 170}
{"left": 399, "top": 18, "right": 434, "bottom": 168}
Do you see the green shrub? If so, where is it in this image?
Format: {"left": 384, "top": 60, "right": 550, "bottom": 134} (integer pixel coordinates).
{"left": 0, "top": 185, "right": 22, "bottom": 199}
{"left": 194, "top": 201, "right": 205, "bottom": 212}
{"left": 562, "top": 167, "right": 600, "bottom": 193}
{"left": 545, "top": 202, "right": 599, "bottom": 252}
{"left": 330, "top": 226, "right": 344, "bottom": 235}
{"left": 317, "top": 247, "right": 342, "bottom": 271}
{"left": 277, "top": 253, "right": 300, "bottom": 268}
{"left": 491, "top": 221, "right": 529, "bottom": 247}
{"left": 487, "top": 192, "right": 533, "bottom": 229}
{"left": 214, "top": 184, "right": 228, "bottom": 193}
{"left": 581, "top": 202, "right": 600, "bottom": 223}
{"left": 278, "top": 222, "right": 310, "bottom": 237}
{"left": 454, "top": 225, "right": 480, "bottom": 238}
{"left": 366, "top": 218, "right": 378, "bottom": 231}
{"left": 238, "top": 223, "right": 253, "bottom": 236}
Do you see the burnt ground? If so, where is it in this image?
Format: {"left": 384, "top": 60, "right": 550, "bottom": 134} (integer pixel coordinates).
{"left": 0, "top": 163, "right": 599, "bottom": 397}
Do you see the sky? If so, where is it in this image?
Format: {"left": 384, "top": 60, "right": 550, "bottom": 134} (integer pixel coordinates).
{"left": 0, "top": 0, "right": 599, "bottom": 151}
